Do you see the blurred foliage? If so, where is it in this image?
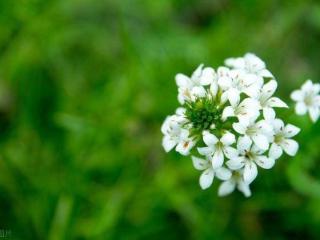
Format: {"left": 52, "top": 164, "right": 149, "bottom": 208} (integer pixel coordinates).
{"left": 0, "top": 0, "right": 320, "bottom": 239}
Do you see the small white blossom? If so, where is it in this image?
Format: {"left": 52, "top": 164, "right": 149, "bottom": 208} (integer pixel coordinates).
{"left": 227, "top": 136, "right": 275, "bottom": 184}
{"left": 176, "top": 64, "right": 216, "bottom": 104}
{"left": 291, "top": 80, "right": 320, "bottom": 122}
{"left": 197, "top": 131, "right": 238, "bottom": 169}
{"left": 232, "top": 116, "right": 273, "bottom": 150}
{"left": 161, "top": 113, "right": 196, "bottom": 155}
{"left": 192, "top": 156, "right": 232, "bottom": 189}
{"left": 225, "top": 53, "right": 274, "bottom": 83}
{"left": 217, "top": 67, "right": 261, "bottom": 105}
{"left": 218, "top": 170, "right": 251, "bottom": 197}
{"left": 269, "top": 119, "right": 300, "bottom": 159}
{"left": 256, "top": 79, "right": 288, "bottom": 119}
{"left": 222, "top": 97, "right": 260, "bottom": 123}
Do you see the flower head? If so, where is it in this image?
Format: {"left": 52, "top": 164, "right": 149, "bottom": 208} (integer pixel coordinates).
{"left": 162, "top": 53, "right": 299, "bottom": 197}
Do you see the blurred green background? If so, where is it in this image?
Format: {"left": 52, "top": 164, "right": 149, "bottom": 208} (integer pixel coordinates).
{"left": 0, "top": 0, "right": 320, "bottom": 239}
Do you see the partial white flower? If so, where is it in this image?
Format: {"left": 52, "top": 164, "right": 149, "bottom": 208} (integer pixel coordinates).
{"left": 192, "top": 156, "right": 232, "bottom": 189}
{"left": 218, "top": 170, "right": 251, "bottom": 197}
{"left": 197, "top": 131, "right": 238, "bottom": 169}
{"left": 176, "top": 64, "right": 216, "bottom": 104}
{"left": 227, "top": 136, "right": 275, "bottom": 184}
{"left": 232, "top": 116, "right": 273, "bottom": 150}
{"left": 256, "top": 79, "right": 288, "bottom": 119}
{"left": 225, "top": 53, "right": 274, "bottom": 83}
{"left": 161, "top": 113, "right": 196, "bottom": 155}
{"left": 269, "top": 119, "right": 300, "bottom": 159}
{"left": 291, "top": 80, "right": 320, "bottom": 122}
{"left": 222, "top": 97, "right": 260, "bottom": 123}
{"left": 217, "top": 68, "right": 262, "bottom": 105}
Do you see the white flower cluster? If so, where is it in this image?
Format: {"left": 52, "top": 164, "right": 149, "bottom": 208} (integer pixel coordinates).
{"left": 162, "top": 53, "right": 300, "bottom": 197}
{"left": 291, "top": 80, "right": 320, "bottom": 122}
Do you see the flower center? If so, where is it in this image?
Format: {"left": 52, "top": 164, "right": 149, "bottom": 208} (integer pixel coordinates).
{"left": 304, "top": 93, "right": 314, "bottom": 106}
{"left": 244, "top": 151, "right": 254, "bottom": 160}
{"left": 246, "top": 126, "right": 257, "bottom": 136}
{"left": 185, "top": 97, "right": 222, "bottom": 133}
{"left": 274, "top": 133, "right": 284, "bottom": 144}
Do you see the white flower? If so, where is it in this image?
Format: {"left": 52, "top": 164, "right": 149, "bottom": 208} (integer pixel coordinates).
{"left": 291, "top": 80, "right": 320, "bottom": 122}
{"left": 176, "top": 64, "right": 216, "bottom": 104}
{"left": 222, "top": 97, "right": 260, "bottom": 123}
{"left": 161, "top": 113, "right": 196, "bottom": 155}
{"left": 226, "top": 136, "right": 275, "bottom": 184}
{"left": 192, "top": 156, "right": 232, "bottom": 189}
{"left": 162, "top": 56, "right": 296, "bottom": 196}
{"left": 225, "top": 53, "right": 274, "bottom": 83}
{"left": 218, "top": 170, "right": 251, "bottom": 197}
{"left": 197, "top": 131, "right": 238, "bottom": 169}
{"left": 217, "top": 67, "right": 262, "bottom": 105}
{"left": 232, "top": 115, "right": 273, "bottom": 150}
{"left": 256, "top": 79, "right": 288, "bottom": 119}
{"left": 269, "top": 119, "right": 300, "bottom": 159}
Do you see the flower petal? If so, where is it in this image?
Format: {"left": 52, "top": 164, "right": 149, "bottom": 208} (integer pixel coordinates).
{"left": 263, "top": 107, "right": 276, "bottom": 121}
{"left": 191, "top": 86, "right": 206, "bottom": 98}
{"left": 302, "top": 80, "right": 313, "bottom": 92}
{"left": 162, "top": 136, "right": 176, "bottom": 152}
{"left": 200, "top": 67, "right": 215, "bottom": 85}
{"left": 191, "top": 64, "right": 204, "bottom": 81}
{"left": 237, "top": 180, "right": 252, "bottom": 197}
{"left": 217, "top": 66, "right": 230, "bottom": 77}
{"left": 272, "top": 119, "right": 284, "bottom": 132}
{"left": 269, "top": 143, "right": 283, "bottom": 160}
{"left": 218, "top": 76, "right": 232, "bottom": 90}
{"left": 210, "top": 81, "right": 218, "bottom": 96}
{"left": 192, "top": 156, "right": 209, "bottom": 170}
{"left": 228, "top": 88, "right": 241, "bottom": 107}
{"left": 215, "top": 167, "right": 232, "bottom": 180}
{"left": 176, "top": 139, "right": 195, "bottom": 156}
{"left": 295, "top": 102, "right": 307, "bottom": 115}
{"left": 243, "top": 161, "right": 258, "bottom": 184}
{"left": 197, "top": 147, "right": 213, "bottom": 156}
{"left": 221, "top": 131, "right": 236, "bottom": 146}
{"left": 280, "top": 139, "right": 299, "bottom": 156}
{"left": 284, "top": 124, "right": 300, "bottom": 138}
{"left": 175, "top": 74, "right": 190, "bottom": 87}
{"left": 243, "top": 84, "right": 260, "bottom": 98}
{"left": 233, "top": 122, "right": 247, "bottom": 135}
{"left": 218, "top": 180, "right": 236, "bottom": 197}
{"left": 226, "top": 157, "right": 245, "bottom": 170}
{"left": 262, "top": 79, "right": 277, "bottom": 99}
{"left": 291, "top": 90, "right": 303, "bottom": 102}
{"left": 222, "top": 106, "right": 235, "bottom": 121}
{"left": 255, "top": 156, "right": 275, "bottom": 169}
{"left": 212, "top": 150, "right": 224, "bottom": 169}
{"left": 267, "top": 97, "right": 288, "bottom": 108}
{"left": 260, "top": 69, "right": 274, "bottom": 78}
{"left": 237, "top": 136, "right": 252, "bottom": 152}
{"left": 223, "top": 146, "right": 238, "bottom": 159}
{"left": 199, "top": 168, "right": 214, "bottom": 190}
{"left": 309, "top": 107, "right": 320, "bottom": 122}
{"left": 203, "top": 131, "right": 218, "bottom": 146}
{"left": 252, "top": 134, "right": 269, "bottom": 151}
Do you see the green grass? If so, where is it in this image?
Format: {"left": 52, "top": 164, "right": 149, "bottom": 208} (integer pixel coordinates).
{"left": 0, "top": 0, "right": 320, "bottom": 239}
